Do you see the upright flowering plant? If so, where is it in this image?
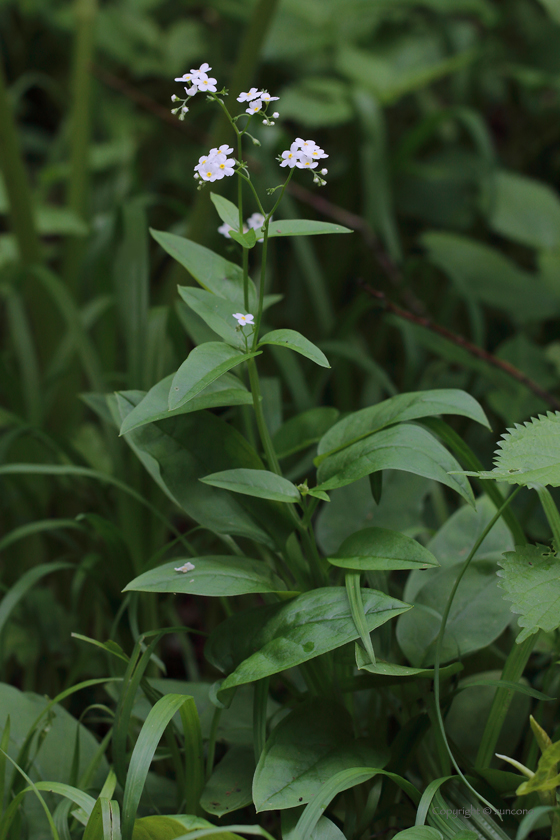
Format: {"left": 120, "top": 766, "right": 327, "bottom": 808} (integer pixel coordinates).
{"left": 116, "top": 62, "right": 502, "bottom": 836}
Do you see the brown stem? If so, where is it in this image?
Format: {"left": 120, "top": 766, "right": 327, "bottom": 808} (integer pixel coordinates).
{"left": 360, "top": 282, "right": 560, "bottom": 411}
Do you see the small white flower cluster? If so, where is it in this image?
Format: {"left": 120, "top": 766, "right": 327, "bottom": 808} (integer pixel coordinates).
{"left": 193, "top": 144, "right": 236, "bottom": 184}
{"left": 279, "top": 138, "right": 329, "bottom": 185}
{"left": 237, "top": 88, "right": 279, "bottom": 125}
{"left": 233, "top": 313, "right": 254, "bottom": 327}
{"left": 171, "top": 62, "right": 218, "bottom": 119}
{"left": 219, "top": 212, "right": 267, "bottom": 241}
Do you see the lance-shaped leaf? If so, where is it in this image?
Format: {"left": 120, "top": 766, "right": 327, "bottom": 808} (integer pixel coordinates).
{"left": 253, "top": 700, "right": 388, "bottom": 811}
{"left": 258, "top": 329, "right": 330, "bottom": 368}
{"left": 517, "top": 740, "right": 560, "bottom": 795}
{"left": 120, "top": 373, "right": 252, "bottom": 435}
{"left": 230, "top": 228, "right": 257, "bottom": 249}
{"left": 169, "top": 343, "right": 260, "bottom": 410}
{"left": 355, "top": 645, "right": 463, "bottom": 679}
{"left": 316, "top": 389, "right": 490, "bottom": 465}
{"left": 124, "top": 556, "right": 286, "bottom": 597}
{"left": 210, "top": 193, "right": 240, "bottom": 231}
{"left": 272, "top": 407, "right": 340, "bottom": 459}
{"left": 201, "top": 468, "right": 301, "bottom": 504}
{"left": 255, "top": 219, "right": 353, "bottom": 238}
{"left": 150, "top": 228, "right": 256, "bottom": 307}
{"left": 206, "top": 586, "right": 410, "bottom": 696}
{"left": 328, "top": 527, "right": 439, "bottom": 571}
{"left": 457, "top": 412, "right": 560, "bottom": 487}
{"left": 178, "top": 287, "right": 248, "bottom": 349}
{"left": 316, "top": 423, "right": 475, "bottom": 506}
{"left": 201, "top": 746, "right": 255, "bottom": 817}
{"left": 497, "top": 544, "right": 560, "bottom": 642}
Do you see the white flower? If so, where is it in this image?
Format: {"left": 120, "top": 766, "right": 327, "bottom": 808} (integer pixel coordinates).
{"left": 233, "top": 313, "right": 255, "bottom": 327}
{"left": 310, "top": 146, "right": 328, "bottom": 160}
{"left": 175, "top": 72, "right": 198, "bottom": 83}
{"left": 280, "top": 149, "right": 301, "bottom": 168}
{"left": 246, "top": 99, "right": 263, "bottom": 115}
{"left": 197, "top": 160, "right": 221, "bottom": 182}
{"left": 293, "top": 138, "right": 320, "bottom": 154}
{"left": 237, "top": 87, "right": 261, "bottom": 102}
{"left": 320, "top": 168, "right": 328, "bottom": 175}
{"left": 296, "top": 155, "right": 318, "bottom": 170}
{"left": 260, "top": 91, "right": 279, "bottom": 103}
{"left": 175, "top": 561, "right": 195, "bottom": 573}
{"left": 246, "top": 212, "right": 265, "bottom": 230}
{"left": 185, "top": 85, "right": 198, "bottom": 97}
{"left": 213, "top": 157, "right": 236, "bottom": 178}
{"left": 218, "top": 222, "right": 233, "bottom": 239}
{"left": 209, "top": 144, "right": 234, "bottom": 158}
{"left": 196, "top": 72, "right": 218, "bottom": 93}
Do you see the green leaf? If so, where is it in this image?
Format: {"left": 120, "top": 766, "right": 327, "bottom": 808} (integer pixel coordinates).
{"left": 355, "top": 646, "right": 463, "bottom": 680}
{"left": 35, "top": 205, "right": 89, "bottom": 236}
{"left": 517, "top": 740, "right": 560, "bottom": 794}
{"left": 487, "top": 170, "right": 560, "bottom": 251}
{"left": 0, "top": 561, "right": 73, "bottom": 638}
{"left": 497, "top": 545, "right": 560, "bottom": 642}
{"left": 119, "top": 373, "right": 253, "bottom": 435}
{"left": 258, "top": 329, "right": 330, "bottom": 368}
{"left": 177, "top": 288, "right": 247, "bottom": 349}
{"left": 328, "top": 527, "right": 439, "bottom": 571}
{"left": 115, "top": 399, "right": 292, "bottom": 548}
{"left": 459, "top": 412, "right": 560, "bottom": 486}
{"left": 291, "top": 768, "right": 378, "bottom": 840}
{"left": 210, "top": 194, "right": 240, "bottom": 232}
{"left": 122, "top": 695, "right": 191, "bottom": 840}
{"left": 282, "top": 813, "right": 346, "bottom": 840}
{"left": 396, "top": 561, "right": 513, "bottom": 666}
{"left": 206, "top": 587, "right": 410, "bottom": 696}
{"left": 393, "top": 829, "right": 443, "bottom": 840}
{"left": 131, "top": 814, "right": 244, "bottom": 840}
{"left": 536, "top": 0, "right": 560, "bottom": 23}
{"left": 316, "top": 423, "right": 475, "bottom": 506}
{"left": 200, "top": 746, "right": 254, "bottom": 817}
{"left": 150, "top": 229, "right": 255, "bottom": 307}
{"left": 168, "top": 343, "right": 260, "bottom": 410}
{"left": 345, "top": 572, "right": 376, "bottom": 664}
{"left": 421, "top": 231, "right": 560, "bottom": 323}
{"left": 84, "top": 797, "right": 120, "bottom": 840}
{"left": 200, "top": 469, "right": 301, "bottom": 503}
{"left": 229, "top": 228, "right": 257, "bottom": 249}
{"left": 275, "top": 78, "right": 353, "bottom": 128}
{"left": 316, "top": 389, "right": 489, "bottom": 466}
{"left": 124, "top": 556, "right": 286, "bottom": 596}
{"left": 272, "top": 407, "right": 339, "bottom": 459}
{"left": 260, "top": 219, "right": 352, "bottom": 238}
{"left": 253, "top": 700, "right": 388, "bottom": 811}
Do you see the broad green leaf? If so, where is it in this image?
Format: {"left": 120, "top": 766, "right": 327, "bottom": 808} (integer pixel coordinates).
{"left": 316, "top": 423, "right": 475, "bottom": 506}
{"left": 497, "top": 545, "right": 560, "bottom": 642}
{"left": 200, "top": 469, "right": 301, "bottom": 503}
{"left": 355, "top": 646, "right": 463, "bottom": 680}
{"left": 253, "top": 700, "right": 388, "bottom": 811}
{"left": 291, "top": 768, "right": 378, "bottom": 840}
{"left": 177, "top": 288, "right": 247, "bottom": 349}
{"left": 229, "top": 228, "right": 257, "bottom": 249}
{"left": 394, "top": 829, "right": 443, "bottom": 840}
{"left": 421, "top": 232, "right": 560, "bottom": 322}
{"left": 396, "top": 561, "right": 513, "bottom": 666}
{"left": 272, "top": 407, "right": 339, "bottom": 459}
{"left": 116, "top": 397, "right": 291, "bottom": 548}
{"left": 258, "top": 329, "right": 330, "bottom": 368}
{"left": 206, "top": 586, "right": 410, "bottom": 696}
{"left": 316, "top": 389, "right": 489, "bottom": 465}
{"left": 258, "top": 219, "right": 352, "bottom": 238}
{"left": 517, "top": 740, "right": 560, "bottom": 794}
{"left": 119, "top": 373, "right": 252, "bottom": 435}
{"left": 200, "top": 746, "right": 254, "bottom": 817}
{"left": 150, "top": 229, "right": 255, "bottom": 308}
{"left": 210, "top": 193, "right": 240, "bottom": 232}
{"left": 282, "top": 812, "right": 346, "bottom": 840}
{"left": 459, "top": 412, "right": 560, "bottom": 486}
{"left": 487, "top": 171, "right": 560, "bottom": 251}
{"left": 124, "top": 556, "right": 286, "bottom": 596}
{"left": 328, "top": 527, "right": 439, "bottom": 571}
{"left": 168, "top": 343, "right": 260, "bottom": 410}
{"left": 132, "top": 814, "right": 243, "bottom": 840}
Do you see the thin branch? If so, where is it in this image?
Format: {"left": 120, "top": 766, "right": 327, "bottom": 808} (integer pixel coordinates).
{"left": 360, "top": 282, "right": 560, "bottom": 411}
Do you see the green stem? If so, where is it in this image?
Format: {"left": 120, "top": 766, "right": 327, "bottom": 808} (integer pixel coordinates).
{"left": 433, "top": 487, "right": 522, "bottom": 812}
{"left": 0, "top": 54, "right": 41, "bottom": 264}
{"left": 252, "top": 218, "right": 269, "bottom": 347}
{"left": 247, "top": 356, "right": 281, "bottom": 474}
{"left": 205, "top": 706, "right": 222, "bottom": 780}
{"left": 253, "top": 677, "right": 270, "bottom": 764}
{"left": 63, "top": 0, "right": 97, "bottom": 289}
{"left": 535, "top": 485, "right": 560, "bottom": 547}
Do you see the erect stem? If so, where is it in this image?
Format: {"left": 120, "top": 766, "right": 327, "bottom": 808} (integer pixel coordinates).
{"left": 251, "top": 219, "right": 269, "bottom": 349}
{"left": 247, "top": 356, "right": 280, "bottom": 475}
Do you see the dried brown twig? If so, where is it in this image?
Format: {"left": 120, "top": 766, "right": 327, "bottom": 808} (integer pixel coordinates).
{"left": 361, "top": 284, "right": 560, "bottom": 411}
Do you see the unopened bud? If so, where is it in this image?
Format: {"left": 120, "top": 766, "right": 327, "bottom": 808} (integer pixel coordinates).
{"left": 321, "top": 168, "right": 328, "bottom": 175}
{"left": 272, "top": 111, "right": 279, "bottom": 119}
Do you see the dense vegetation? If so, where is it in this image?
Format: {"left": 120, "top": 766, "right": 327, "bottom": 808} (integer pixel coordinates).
{"left": 2, "top": 0, "right": 560, "bottom": 838}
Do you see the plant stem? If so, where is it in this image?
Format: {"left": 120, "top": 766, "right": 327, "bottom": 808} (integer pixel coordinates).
{"left": 433, "top": 486, "right": 522, "bottom": 813}
{"left": 0, "top": 55, "right": 41, "bottom": 265}
{"left": 252, "top": 219, "right": 269, "bottom": 347}
{"left": 63, "top": 0, "right": 98, "bottom": 290}
{"left": 205, "top": 706, "right": 222, "bottom": 780}
{"left": 247, "top": 356, "right": 281, "bottom": 474}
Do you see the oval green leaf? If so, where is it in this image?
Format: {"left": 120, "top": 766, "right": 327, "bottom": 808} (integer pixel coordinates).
{"left": 124, "top": 556, "right": 286, "bottom": 596}
{"left": 328, "top": 527, "right": 439, "bottom": 571}
{"left": 210, "top": 193, "right": 240, "bottom": 232}
{"left": 260, "top": 220, "right": 353, "bottom": 237}
{"left": 169, "top": 343, "right": 260, "bottom": 410}
{"left": 258, "top": 329, "right": 330, "bottom": 368}
{"left": 177, "top": 287, "right": 247, "bottom": 349}
{"left": 200, "top": 468, "right": 301, "bottom": 503}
